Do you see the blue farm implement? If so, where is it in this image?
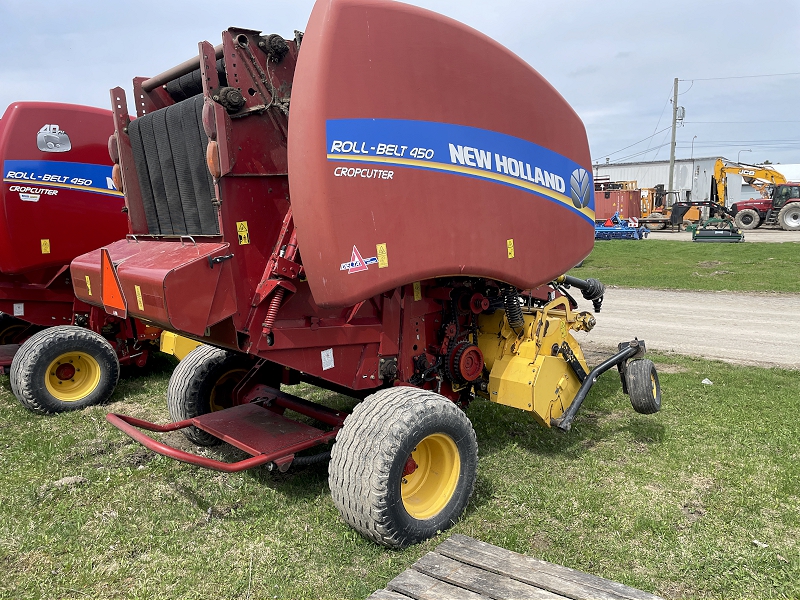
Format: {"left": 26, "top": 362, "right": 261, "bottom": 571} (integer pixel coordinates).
{"left": 594, "top": 213, "right": 649, "bottom": 240}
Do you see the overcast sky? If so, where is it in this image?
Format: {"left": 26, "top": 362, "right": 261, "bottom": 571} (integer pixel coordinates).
{"left": 2, "top": 0, "right": 799, "bottom": 165}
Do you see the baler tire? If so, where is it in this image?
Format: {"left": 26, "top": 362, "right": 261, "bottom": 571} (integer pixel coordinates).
{"left": 328, "top": 387, "right": 477, "bottom": 549}
{"left": 734, "top": 209, "right": 760, "bottom": 230}
{"left": 777, "top": 204, "right": 800, "bottom": 231}
{"left": 626, "top": 359, "right": 661, "bottom": 415}
{"left": 167, "top": 344, "right": 254, "bottom": 446}
{"left": 10, "top": 326, "right": 120, "bottom": 414}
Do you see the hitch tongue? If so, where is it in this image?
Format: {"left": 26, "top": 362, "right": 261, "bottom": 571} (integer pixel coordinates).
{"left": 551, "top": 340, "right": 644, "bottom": 432}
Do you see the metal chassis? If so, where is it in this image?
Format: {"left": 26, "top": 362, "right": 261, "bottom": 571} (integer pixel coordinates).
{"left": 107, "top": 385, "right": 347, "bottom": 472}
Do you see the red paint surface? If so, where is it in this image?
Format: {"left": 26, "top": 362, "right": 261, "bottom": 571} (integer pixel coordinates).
{"left": 289, "top": 0, "right": 593, "bottom": 308}
{"left": 0, "top": 103, "right": 126, "bottom": 275}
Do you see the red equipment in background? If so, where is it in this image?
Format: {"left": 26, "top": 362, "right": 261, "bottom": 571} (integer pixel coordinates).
{"left": 72, "top": 0, "right": 660, "bottom": 548}
{"left": 0, "top": 102, "right": 160, "bottom": 413}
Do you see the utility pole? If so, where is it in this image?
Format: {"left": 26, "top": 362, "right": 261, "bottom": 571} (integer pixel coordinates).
{"left": 667, "top": 77, "right": 679, "bottom": 205}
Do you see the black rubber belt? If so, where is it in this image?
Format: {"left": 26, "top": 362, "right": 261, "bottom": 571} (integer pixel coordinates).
{"left": 152, "top": 108, "right": 188, "bottom": 235}
{"left": 128, "top": 119, "right": 161, "bottom": 234}
{"left": 167, "top": 100, "right": 202, "bottom": 234}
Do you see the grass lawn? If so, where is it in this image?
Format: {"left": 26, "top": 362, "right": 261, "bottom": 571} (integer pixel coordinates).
{"left": 575, "top": 240, "right": 800, "bottom": 293}
{"left": 1, "top": 353, "right": 798, "bottom": 600}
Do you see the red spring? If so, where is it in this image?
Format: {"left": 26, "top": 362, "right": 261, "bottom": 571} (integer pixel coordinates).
{"left": 263, "top": 287, "right": 285, "bottom": 333}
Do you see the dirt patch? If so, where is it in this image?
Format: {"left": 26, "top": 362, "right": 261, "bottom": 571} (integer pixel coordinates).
{"left": 38, "top": 475, "right": 88, "bottom": 498}
{"left": 681, "top": 499, "right": 707, "bottom": 524}
{"left": 692, "top": 270, "right": 734, "bottom": 277}
{"left": 697, "top": 260, "right": 724, "bottom": 268}
{"left": 653, "top": 363, "right": 688, "bottom": 374}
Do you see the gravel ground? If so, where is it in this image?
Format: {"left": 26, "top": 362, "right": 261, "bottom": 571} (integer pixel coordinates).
{"left": 573, "top": 287, "right": 800, "bottom": 370}
{"left": 645, "top": 227, "right": 800, "bottom": 243}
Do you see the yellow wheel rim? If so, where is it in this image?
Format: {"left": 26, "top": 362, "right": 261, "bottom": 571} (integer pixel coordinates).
{"left": 401, "top": 433, "right": 461, "bottom": 520}
{"left": 651, "top": 373, "right": 658, "bottom": 398}
{"left": 45, "top": 352, "right": 101, "bottom": 402}
{"left": 209, "top": 368, "right": 248, "bottom": 412}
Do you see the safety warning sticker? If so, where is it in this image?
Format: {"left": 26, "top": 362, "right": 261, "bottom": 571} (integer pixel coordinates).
{"left": 135, "top": 285, "right": 144, "bottom": 311}
{"left": 236, "top": 221, "right": 250, "bottom": 245}
{"left": 41, "top": 239, "right": 51, "bottom": 254}
{"left": 341, "top": 245, "right": 378, "bottom": 274}
{"left": 376, "top": 243, "right": 388, "bottom": 268}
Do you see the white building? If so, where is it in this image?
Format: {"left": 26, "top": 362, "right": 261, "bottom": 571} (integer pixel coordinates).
{"left": 595, "top": 158, "right": 800, "bottom": 207}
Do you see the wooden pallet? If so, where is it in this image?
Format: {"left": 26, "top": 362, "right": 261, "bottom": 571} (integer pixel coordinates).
{"left": 368, "top": 534, "right": 663, "bottom": 600}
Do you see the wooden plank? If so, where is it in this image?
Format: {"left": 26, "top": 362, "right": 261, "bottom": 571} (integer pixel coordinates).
{"left": 367, "top": 589, "right": 414, "bottom": 600}
{"left": 413, "top": 551, "right": 568, "bottom": 600}
{"left": 387, "top": 568, "right": 488, "bottom": 600}
{"left": 437, "top": 535, "right": 663, "bottom": 600}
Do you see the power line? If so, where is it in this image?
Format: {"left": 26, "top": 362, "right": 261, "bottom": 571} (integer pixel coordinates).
{"left": 594, "top": 126, "right": 672, "bottom": 161}
{"left": 679, "top": 72, "right": 800, "bottom": 81}
{"left": 684, "top": 120, "right": 800, "bottom": 124}
{"left": 605, "top": 142, "right": 672, "bottom": 164}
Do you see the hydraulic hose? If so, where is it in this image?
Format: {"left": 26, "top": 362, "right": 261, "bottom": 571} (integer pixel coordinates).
{"left": 558, "top": 275, "right": 605, "bottom": 312}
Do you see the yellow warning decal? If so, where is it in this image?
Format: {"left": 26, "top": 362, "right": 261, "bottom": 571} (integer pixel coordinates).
{"left": 85, "top": 276, "right": 92, "bottom": 296}
{"left": 236, "top": 221, "right": 250, "bottom": 245}
{"left": 134, "top": 285, "right": 144, "bottom": 311}
{"left": 41, "top": 239, "right": 51, "bottom": 254}
{"left": 376, "top": 243, "right": 388, "bottom": 268}
{"left": 506, "top": 238, "right": 515, "bottom": 259}
{"left": 413, "top": 281, "right": 422, "bottom": 301}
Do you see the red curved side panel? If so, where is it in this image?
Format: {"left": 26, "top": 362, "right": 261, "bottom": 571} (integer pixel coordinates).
{"left": 288, "top": 0, "right": 594, "bottom": 308}
{"left": 0, "top": 102, "right": 126, "bottom": 275}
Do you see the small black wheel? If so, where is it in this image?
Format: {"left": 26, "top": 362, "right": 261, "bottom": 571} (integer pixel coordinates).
{"left": 167, "top": 344, "right": 255, "bottom": 446}
{"left": 329, "top": 387, "right": 478, "bottom": 548}
{"left": 626, "top": 359, "right": 661, "bottom": 415}
{"left": 734, "top": 209, "right": 760, "bottom": 230}
{"left": 778, "top": 203, "right": 800, "bottom": 231}
{"left": 10, "top": 326, "right": 120, "bottom": 414}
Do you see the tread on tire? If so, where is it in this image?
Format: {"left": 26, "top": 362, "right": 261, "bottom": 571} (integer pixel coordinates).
{"left": 626, "top": 359, "right": 661, "bottom": 415}
{"left": 328, "top": 387, "right": 478, "bottom": 548}
{"left": 10, "top": 326, "right": 120, "bottom": 414}
{"left": 167, "top": 344, "right": 254, "bottom": 446}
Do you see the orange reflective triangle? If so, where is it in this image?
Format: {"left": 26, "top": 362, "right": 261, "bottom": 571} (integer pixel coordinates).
{"left": 100, "top": 248, "right": 127, "bottom": 317}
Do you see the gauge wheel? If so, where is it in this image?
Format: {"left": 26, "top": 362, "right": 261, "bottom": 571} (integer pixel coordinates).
{"left": 10, "top": 326, "right": 120, "bottom": 414}
{"left": 734, "top": 209, "right": 760, "bottom": 230}
{"left": 167, "top": 344, "right": 254, "bottom": 446}
{"left": 329, "top": 387, "right": 478, "bottom": 548}
{"left": 626, "top": 359, "right": 661, "bottom": 415}
{"left": 777, "top": 204, "right": 800, "bottom": 231}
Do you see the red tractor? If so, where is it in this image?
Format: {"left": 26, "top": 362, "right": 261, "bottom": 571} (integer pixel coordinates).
{"left": 730, "top": 183, "right": 800, "bottom": 231}
{"left": 0, "top": 102, "right": 162, "bottom": 413}
{"left": 72, "top": 0, "right": 661, "bottom": 547}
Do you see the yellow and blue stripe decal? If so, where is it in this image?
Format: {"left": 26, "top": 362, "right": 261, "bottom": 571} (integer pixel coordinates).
{"left": 326, "top": 119, "right": 594, "bottom": 224}
{"left": 3, "top": 160, "right": 123, "bottom": 197}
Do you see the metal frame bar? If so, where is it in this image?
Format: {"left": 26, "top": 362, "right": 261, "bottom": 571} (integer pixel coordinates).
{"left": 106, "top": 386, "right": 348, "bottom": 472}
{"left": 551, "top": 340, "right": 645, "bottom": 432}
